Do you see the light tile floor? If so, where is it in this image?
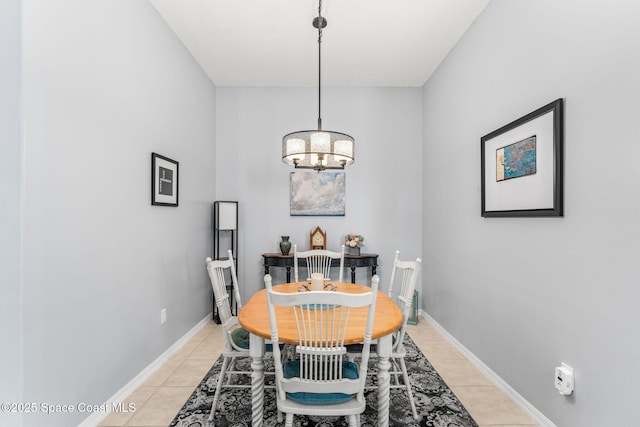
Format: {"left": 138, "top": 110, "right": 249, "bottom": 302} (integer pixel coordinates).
{"left": 98, "top": 319, "right": 538, "bottom": 427}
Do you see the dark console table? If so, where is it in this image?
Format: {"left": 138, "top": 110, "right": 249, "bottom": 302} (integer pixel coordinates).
{"left": 262, "top": 253, "right": 379, "bottom": 284}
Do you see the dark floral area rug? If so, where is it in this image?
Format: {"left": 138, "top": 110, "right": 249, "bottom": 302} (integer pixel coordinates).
{"left": 170, "top": 334, "right": 478, "bottom": 427}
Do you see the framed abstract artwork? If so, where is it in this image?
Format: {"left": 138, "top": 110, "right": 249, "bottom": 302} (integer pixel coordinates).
{"left": 481, "top": 98, "right": 564, "bottom": 217}
{"left": 290, "top": 171, "right": 345, "bottom": 216}
{"left": 151, "top": 153, "right": 179, "bottom": 207}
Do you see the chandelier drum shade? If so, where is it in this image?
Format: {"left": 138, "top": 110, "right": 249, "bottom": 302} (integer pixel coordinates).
{"left": 282, "top": 0, "right": 355, "bottom": 172}
{"left": 282, "top": 130, "right": 354, "bottom": 171}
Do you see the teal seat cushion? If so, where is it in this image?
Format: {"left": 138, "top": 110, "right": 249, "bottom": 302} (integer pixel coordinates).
{"left": 231, "top": 327, "right": 250, "bottom": 349}
{"left": 282, "top": 360, "right": 359, "bottom": 405}
{"left": 230, "top": 327, "right": 274, "bottom": 351}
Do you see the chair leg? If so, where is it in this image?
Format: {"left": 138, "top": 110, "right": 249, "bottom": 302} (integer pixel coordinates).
{"left": 347, "top": 414, "right": 358, "bottom": 426}
{"left": 226, "top": 356, "right": 236, "bottom": 384}
{"left": 390, "top": 358, "right": 402, "bottom": 385}
{"left": 398, "top": 357, "right": 418, "bottom": 420}
{"left": 285, "top": 412, "right": 294, "bottom": 427}
{"left": 208, "top": 356, "right": 230, "bottom": 422}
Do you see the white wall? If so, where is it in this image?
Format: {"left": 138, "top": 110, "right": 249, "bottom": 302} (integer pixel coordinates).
{"left": 0, "top": 0, "right": 23, "bottom": 426}
{"left": 422, "top": 1, "right": 640, "bottom": 426}
{"left": 215, "top": 87, "right": 423, "bottom": 300}
{"left": 18, "top": 1, "right": 216, "bottom": 425}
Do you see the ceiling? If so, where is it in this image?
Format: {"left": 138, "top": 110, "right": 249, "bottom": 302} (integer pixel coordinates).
{"left": 149, "top": 0, "right": 490, "bottom": 87}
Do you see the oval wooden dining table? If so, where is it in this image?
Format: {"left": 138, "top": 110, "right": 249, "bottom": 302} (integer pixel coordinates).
{"left": 238, "top": 281, "right": 403, "bottom": 427}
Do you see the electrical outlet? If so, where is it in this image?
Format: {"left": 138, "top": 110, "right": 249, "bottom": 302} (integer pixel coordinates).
{"left": 554, "top": 362, "right": 574, "bottom": 395}
{"left": 160, "top": 308, "right": 167, "bottom": 325}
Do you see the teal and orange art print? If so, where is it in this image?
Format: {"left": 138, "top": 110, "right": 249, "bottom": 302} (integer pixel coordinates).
{"left": 496, "top": 135, "right": 537, "bottom": 182}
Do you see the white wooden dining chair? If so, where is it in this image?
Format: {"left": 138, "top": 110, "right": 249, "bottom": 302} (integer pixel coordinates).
{"left": 347, "top": 250, "right": 422, "bottom": 420}
{"left": 293, "top": 244, "right": 345, "bottom": 283}
{"left": 386, "top": 252, "right": 422, "bottom": 420}
{"left": 264, "top": 273, "right": 379, "bottom": 427}
{"left": 205, "top": 250, "right": 277, "bottom": 423}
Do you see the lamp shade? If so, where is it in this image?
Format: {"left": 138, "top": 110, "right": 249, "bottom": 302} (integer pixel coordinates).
{"left": 216, "top": 201, "right": 237, "bottom": 230}
{"left": 282, "top": 130, "right": 355, "bottom": 171}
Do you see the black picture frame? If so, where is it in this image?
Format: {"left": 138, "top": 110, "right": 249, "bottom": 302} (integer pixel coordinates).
{"left": 481, "top": 98, "right": 564, "bottom": 217}
{"left": 151, "top": 153, "right": 179, "bottom": 207}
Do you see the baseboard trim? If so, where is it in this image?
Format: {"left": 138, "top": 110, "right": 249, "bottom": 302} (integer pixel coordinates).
{"left": 79, "top": 313, "right": 212, "bottom": 427}
{"left": 419, "top": 310, "right": 555, "bottom": 427}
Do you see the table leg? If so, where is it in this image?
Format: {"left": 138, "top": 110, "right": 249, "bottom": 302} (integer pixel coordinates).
{"left": 249, "top": 333, "right": 265, "bottom": 427}
{"left": 350, "top": 266, "right": 356, "bottom": 283}
{"left": 376, "top": 334, "right": 392, "bottom": 427}
{"left": 285, "top": 266, "right": 291, "bottom": 283}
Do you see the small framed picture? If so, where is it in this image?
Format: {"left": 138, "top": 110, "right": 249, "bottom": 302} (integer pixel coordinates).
{"left": 151, "top": 153, "right": 179, "bottom": 207}
{"left": 481, "top": 98, "right": 564, "bottom": 217}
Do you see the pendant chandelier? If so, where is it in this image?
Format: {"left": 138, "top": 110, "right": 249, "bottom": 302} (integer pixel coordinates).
{"left": 282, "top": 0, "right": 355, "bottom": 172}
